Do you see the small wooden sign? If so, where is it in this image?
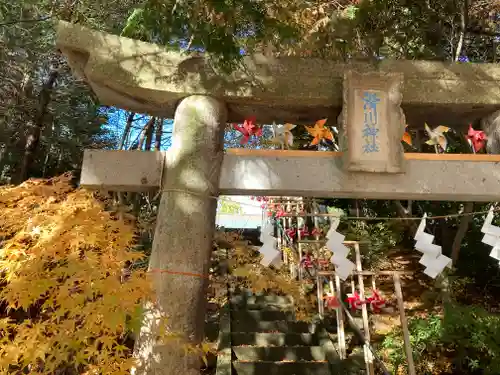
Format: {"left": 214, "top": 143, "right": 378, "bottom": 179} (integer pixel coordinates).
{"left": 339, "top": 71, "right": 406, "bottom": 173}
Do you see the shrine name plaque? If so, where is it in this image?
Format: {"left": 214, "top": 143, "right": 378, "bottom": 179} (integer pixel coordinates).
{"left": 340, "top": 71, "right": 406, "bottom": 173}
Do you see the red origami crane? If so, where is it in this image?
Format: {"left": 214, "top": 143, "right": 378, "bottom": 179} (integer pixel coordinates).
{"left": 299, "top": 227, "right": 310, "bottom": 238}
{"left": 317, "top": 259, "right": 330, "bottom": 269}
{"left": 324, "top": 294, "right": 340, "bottom": 310}
{"left": 346, "top": 291, "right": 364, "bottom": 311}
{"left": 285, "top": 228, "right": 297, "bottom": 239}
{"left": 300, "top": 254, "right": 314, "bottom": 269}
{"left": 233, "top": 117, "right": 262, "bottom": 144}
{"left": 466, "top": 124, "right": 487, "bottom": 153}
{"left": 365, "top": 289, "right": 386, "bottom": 313}
{"left": 311, "top": 228, "right": 322, "bottom": 237}
{"left": 276, "top": 208, "right": 286, "bottom": 218}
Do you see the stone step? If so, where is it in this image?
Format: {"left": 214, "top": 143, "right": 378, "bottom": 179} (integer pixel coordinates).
{"left": 232, "top": 332, "right": 317, "bottom": 346}
{"left": 231, "top": 309, "right": 295, "bottom": 322}
{"left": 230, "top": 295, "right": 294, "bottom": 306}
{"left": 232, "top": 319, "right": 311, "bottom": 333}
{"left": 233, "top": 346, "right": 327, "bottom": 362}
{"left": 231, "top": 303, "right": 294, "bottom": 312}
{"left": 233, "top": 361, "right": 331, "bottom": 375}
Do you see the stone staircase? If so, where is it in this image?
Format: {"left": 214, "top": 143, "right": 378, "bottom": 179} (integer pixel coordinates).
{"left": 216, "top": 289, "right": 341, "bottom": 375}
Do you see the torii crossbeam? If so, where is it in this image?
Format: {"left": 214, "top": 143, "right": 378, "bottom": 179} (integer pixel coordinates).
{"left": 81, "top": 149, "right": 500, "bottom": 202}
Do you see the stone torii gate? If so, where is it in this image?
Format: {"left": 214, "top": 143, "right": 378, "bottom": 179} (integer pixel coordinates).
{"left": 56, "top": 21, "right": 500, "bottom": 375}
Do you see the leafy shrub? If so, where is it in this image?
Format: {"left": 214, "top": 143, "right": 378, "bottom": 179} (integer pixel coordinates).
{"left": 345, "top": 220, "right": 402, "bottom": 268}
{"left": 381, "top": 302, "right": 500, "bottom": 374}
{"left": 0, "top": 174, "right": 162, "bottom": 374}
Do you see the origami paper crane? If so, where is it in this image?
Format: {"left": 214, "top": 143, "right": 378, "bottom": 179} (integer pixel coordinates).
{"left": 424, "top": 123, "right": 450, "bottom": 152}
{"left": 324, "top": 294, "right": 340, "bottom": 310}
{"left": 305, "top": 119, "right": 334, "bottom": 145}
{"left": 366, "top": 289, "right": 386, "bottom": 313}
{"left": 346, "top": 291, "right": 364, "bottom": 311}
{"left": 285, "top": 228, "right": 297, "bottom": 239}
{"left": 299, "top": 227, "right": 310, "bottom": 238}
{"left": 233, "top": 117, "right": 262, "bottom": 144}
{"left": 402, "top": 125, "right": 412, "bottom": 146}
{"left": 311, "top": 228, "right": 322, "bottom": 237}
{"left": 466, "top": 124, "right": 487, "bottom": 153}
{"left": 300, "top": 254, "right": 314, "bottom": 269}
{"left": 272, "top": 123, "right": 297, "bottom": 148}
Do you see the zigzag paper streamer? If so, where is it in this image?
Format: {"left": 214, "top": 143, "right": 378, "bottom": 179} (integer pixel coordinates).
{"left": 480, "top": 206, "right": 500, "bottom": 261}
{"left": 325, "top": 219, "right": 355, "bottom": 280}
{"left": 258, "top": 220, "right": 281, "bottom": 267}
{"left": 414, "top": 214, "right": 451, "bottom": 278}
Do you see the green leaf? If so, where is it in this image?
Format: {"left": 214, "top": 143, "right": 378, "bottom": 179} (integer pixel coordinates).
{"left": 120, "top": 8, "right": 144, "bottom": 37}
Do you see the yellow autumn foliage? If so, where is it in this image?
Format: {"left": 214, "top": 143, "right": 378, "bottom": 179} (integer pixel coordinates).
{"left": 222, "top": 234, "right": 317, "bottom": 321}
{"left": 0, "top": 174, "right": 157, "bottom": 374}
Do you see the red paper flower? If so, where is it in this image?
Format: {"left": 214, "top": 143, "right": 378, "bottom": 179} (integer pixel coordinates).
{"left": 466, "top": 124, "right": 487, "bottom": 153}
{"left": 233, "top": 117, "right": 262, "bottom": 144}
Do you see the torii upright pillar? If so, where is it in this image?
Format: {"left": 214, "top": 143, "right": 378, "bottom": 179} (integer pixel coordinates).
{"left": 132, "top": 95, "right": 227, "bottom": 375}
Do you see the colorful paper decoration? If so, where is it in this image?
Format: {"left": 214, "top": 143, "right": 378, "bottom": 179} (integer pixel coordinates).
{"left": 366, "top": 289, "right": 386, "bottom": 312}
{"left": 480, "top": 206, "right": 500, "bottom": 261}
{"left": 324, "top": 294, "right": 340, "bottom": 310}
{"left": 414, "top": 214, "right": 452, "bottom": 278}
{"left": 259, "top": 221, "right": 282, "bottom": 267}
{"left": 466, "top": 124, "right": 487, "bottom": 153}
{"left": 346, "top": 291, "right": 364, "bottom": 311}
{"left": 325, "top": 220, "right": 355, "bottom": 280}
{"left": 272, "top": 123, "right": 296, "bottom": 148}
{"left": 402, "top": 125, "right": 412, "bottom": 146}
{"left": 299, "top": 227, "right": 310, "bottom": 238}
{"left": 285, "top": 228, "right": 297, "bottom": 239}
{"left": 424, "top": 123, "right": 450, "bottom": 152}
{"left": 300, "top": 254, "right": 314, "bottom": 269}
{"left": 311, "top": 228, "right": 322, "bottom": 237}
{"left": 305, "top": 119, "right": 334, "bottom": 145}
{"left": 233, "top": 117, "right": 262, "bottom": 144}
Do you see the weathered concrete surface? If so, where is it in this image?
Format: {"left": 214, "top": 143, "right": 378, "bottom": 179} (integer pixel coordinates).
{"left": 80, "top": 149, "right": 500, "bottom": 202}
{"left": 81, "top": 150, "right": 164, "bottom": 191}
{"left": 132, "top": 96, "right": 226, "bottom": 375}
{"left": 56, "top": 21, "right": 500, "bottom": 127}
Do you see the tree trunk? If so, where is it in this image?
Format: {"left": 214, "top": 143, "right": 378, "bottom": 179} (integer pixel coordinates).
{"left": 17, "top": 70, "right": 58, "bottom": 183}
{"left": 137, "top": 118, "right": 155, "bottom": 150}
{"left": 144, "top": 117, "right": 156, "bottom": 151}
{"left": 120, "top": 112, "right": 135, "bottom": 150}
{"left": 393, "top": 200, "right": 418, "bottom": 233}
{"left": 451, "top": 202, "right": 474, "bottom": 265}
{"left": 155, "top": 119, "right": 164, "bottom": 150}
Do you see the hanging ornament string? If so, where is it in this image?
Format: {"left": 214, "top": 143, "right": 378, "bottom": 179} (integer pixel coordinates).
{"left": 243, "top": 198, "right": 500, "bottom": 221}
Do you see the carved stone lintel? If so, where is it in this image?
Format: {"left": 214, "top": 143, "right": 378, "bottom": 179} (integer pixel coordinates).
{"left": 338, "top": 71, "right": 406, "bottom": 173}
